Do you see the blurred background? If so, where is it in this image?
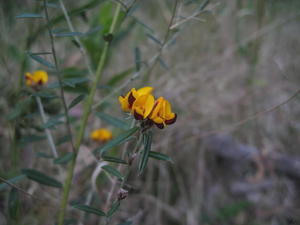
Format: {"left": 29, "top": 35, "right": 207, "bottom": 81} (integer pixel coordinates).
{"left": 0, "top": 0, "right": 300, "bottom": 225}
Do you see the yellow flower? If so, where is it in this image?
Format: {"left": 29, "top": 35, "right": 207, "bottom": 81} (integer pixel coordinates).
{"left": 118, "top": 87, "right": 177, "bottom": 129}
{"left": 131, "top": 94, "right": 155, "bottom": 120}
{"left": 25, "top": 70, "right": 48, "bottom": 87}
{"left": 149, "top": 97, "right": 177, "bottom": 129}
{"left": 118, "top": 87, "right": 153, "bottom": 112}
{"left": 90, "top": 129, "right": 113, "bottom": 142}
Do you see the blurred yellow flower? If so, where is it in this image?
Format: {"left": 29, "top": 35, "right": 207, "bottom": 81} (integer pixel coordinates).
{"left": 90, "top": 128, "right": 113, "bottom": 142}
{"left": 118, "top": 87, "right": 153, "bottom": 112}
{"left": 25, "top": 70, "right": 48, "bottom": 87}
{"left": 149, "top": 97, "right": 177, "bottom": 129}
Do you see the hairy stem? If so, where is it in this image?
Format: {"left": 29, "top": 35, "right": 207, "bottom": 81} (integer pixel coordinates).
{"left": 57, "top": 4, "right": 122, "bottom": 225}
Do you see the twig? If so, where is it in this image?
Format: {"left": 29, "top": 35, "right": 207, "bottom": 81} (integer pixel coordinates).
{"left": 170, "top": 1, "right": 215, "bottom": 30}
{"left": 58, "top": 0, "right": 94, "bottom": 77}
{"left": 101, "top": 120, "right": 136, "bottom": 225}
{"left": 143, "top": 0, "right": 179, "bottom": 82}
{"left": 36, "top": 96, "right": 58, "bottom": 158}
{"left": 43, "top": 0, "right": 76, "bottom": 153}
{"left": 77, "top": 161, "right": 108, "bottom": 225}
{"left": 0, "top": 177, "right": 40, "bottom": 200}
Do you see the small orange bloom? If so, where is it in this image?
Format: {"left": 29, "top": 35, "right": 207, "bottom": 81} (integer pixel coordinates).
{"left": 25, "top": 70, "right": 48, "bottom": 87}
{"left": 131, "top": 94, "right": 155, "bottom": 120}
{"left": 118, "top": 87, "right": 153, "bottom": 112}
{"left": 149, "top": 97, "right": 177, "bottom": 129}
{"left": 90, "top": 129, "right": 113, "bottom": 142}
{"left": 118, "top": 87, "right": 177, "bottom": 129}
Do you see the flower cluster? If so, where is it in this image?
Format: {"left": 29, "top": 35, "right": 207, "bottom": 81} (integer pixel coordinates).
{"left": 25, "top": 70, "right": 48, "bottom": 87}
{"left": 119, "top": 87, "right": 177, "bottom": 129}
{"left": 90, "top": 128, "right": 113, "bottom": 142}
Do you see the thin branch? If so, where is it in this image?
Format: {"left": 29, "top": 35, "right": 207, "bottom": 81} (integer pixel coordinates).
{"left": 143, "top": 0, "right": 179, "bottom": 82}
{"left": 58, "top": 0, "right": 94, "bottom": 77}
{"left": 36, "top": 96, "right": 58, "bottom": 158}
{"left": 43, "top": 0, "right": 75, "bottom": 152}
{"left": 0, "top": 177, "right": 40, "bottom": 200}
{"left": 170, "top": 1, "right": 216, "bottom": 30}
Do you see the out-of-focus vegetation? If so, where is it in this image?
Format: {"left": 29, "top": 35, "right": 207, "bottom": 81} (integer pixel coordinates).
{"left": 0, "top": 0, "right": 300, "bottom": 225}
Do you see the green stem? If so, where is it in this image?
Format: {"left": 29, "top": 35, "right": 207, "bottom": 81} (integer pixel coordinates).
{"left": 57, "top": 4, "right": 122, "bottom": 225}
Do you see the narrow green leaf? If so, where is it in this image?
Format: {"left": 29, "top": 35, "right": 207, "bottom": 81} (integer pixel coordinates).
{"left": 68, "top": 94, "right": 86, "bottom": 109}
{"left": 158, "top": 57, "right": 169, "bottom": 70}
{"left": 18, "top": 135, "right": 46, "bottom": 145}
{"left": 84, "top": 26, "right": 102, "bottom": 36}
{"left": 64, "top": 219, "right": 78, "bottom": 225}
{"left": 29, "top": 52, "right": 52, "bottom": 55}
{"left": 63, "top": 85, "right": 90, "bottom": 94}
{"left": 126, "top": 1, "right": 140, "bottom": 16}
{"left": 133, "top": 18, "right": 154, "bottom": 33}
{"left": 73, "top": 204, "right": 106, "bottom": 216}
{"left": 35, "top": 152, "right": 54, "bottom": 159}
{"left": 0, "top": 175, "right": 26, "bottom": 191}
{"left": 31, "top": 0, "right": 106, "bottom": 43}
{"left": 53, "top": 31, "right": 83, "bottom": 37}
{"left": 95, "top": 112, "right": 129, "bottom": 129}
{"left": 146, "top": 33, "right": 162, "bottom": 46}
{"left": 7, "top": 98, "right": 32, "bottom": 121}
{"left": 8, "top": 188, "right": 20, "bottom": 220}
{"left": 198, "top": 0, "right": 210, "bottom": 10}
{"left": 94, "top": 127, "right": 139, "bottom": 155}
{"left": 24, "top": 112, "right": 39, "bottom": 119}
{"left": 7, "top": 107, "right": 22, "bottom": 121}
{"left": 31, "top": 91, "right": 58, "bottom": 99}
{"left": 139, "top": 131, "right": 152, "bottom": 173}
{"left": 45, "top": 2, "right": 60, "bottom": 8}
{"left": 42, "top": 118, "right": 64, "bottom": 129}
{"left": 28, "top": 53, "right": 55, "bottom": 68}
{"left": 48, "top": 78, "right": 89, "bottom": 90}
{"left": 47, "top": 82, "right": 60, "bottom": 89}
{"left": 21, "top": 169, "right": 62, "bottom": 188}
{"left": 16, "top": 13, "right": 44, "bottom": 19}
{"left": 62, "top": 67, "right": 87, "bottom": 76}
{"left": 55, "top": 135, "right": 72, "bottom": 146}
{"left": 102, "top": 156, "right": 127, "bottom": 164}
{"left": 107, "top": 67, "right": 134, "bottom": 86}
{"left": 107, "top": 200, "right": 120, "bottom": 218}
{"left": 102, "top": 165, "right": 123, "bottom": 180}
{"left": 149, "top": 151, "right": 173, "bottom": 162}
{"left": 134, "top": 47, "right": 141, "bottom": 71}
{"left": 62, "top": 77, "right": 90, "bottom": 87}
{"left": 54, "top": 153, "right": 74, "bottom": 164}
